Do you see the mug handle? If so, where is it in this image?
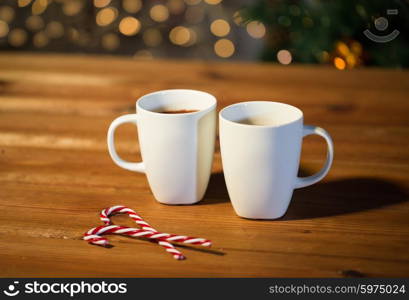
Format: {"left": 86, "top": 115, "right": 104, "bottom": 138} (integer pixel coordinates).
{"left": 107, "top": 114, "right": 145, "bottom": 173}
{"left": 294, "top": 125, "right": 334, "bottom": 189}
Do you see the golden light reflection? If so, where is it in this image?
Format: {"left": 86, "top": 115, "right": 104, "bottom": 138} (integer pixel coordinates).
{"left": 334, "top": 57, "right": 346, "bottom": 70}
{"left": 26, "top": 15, "right": 44, "bottom": 31}
{"left": 169, "top": 26, "right": 191, "bottom": 46}
{"left": 205, "top": 0, "right": 222, "bottom": 4}
{"left": 18, "top": 0, "right": 32, "bottom": 7}
{"left": 143, "top": 28, "right": 162, "bottom": 47}
{"left": 119, "top": 17, "right": 141, "bottom": 36}
{"left": 96, "top": 7, "right": 118, "bottom": 26}
{"left": 246, "top": 21, "right": 266, "bottom": 39}
{"left": 33, "top": 31, "right": 48, "bottom": 47}
{"left": 32, "top": 0, "right": 48, "bottom": 15}
{"left": 8, "top": 28, "right": 27, "bottom": 47}
{"left": 150, "top": 5, "right": 169, "bottom": 22}
{"left": 0, "top": 20, "right": 9, "bottom": 38}
{"left": 0, "top": 6, "right": 15, "bottom": 23}
{"left": 45, "top": 21, "right": 64, "bottom": 38}
{"left": 102, "top": 33, "right": 119, "bottom": 50}
{"left": 167, "top": 0, "right": 185, "bottom": 14}
{"left": 214, "top": 38, "right": 234, "bottom": 58}
{"left": 94, "top": 0, "right": 111, "bottom": 8}
{"left": 210, "top": 19, "right": 230, "bottom": 37}
{"left": 277, "top": 49, "right": 292, "bottom": 65}
{"left": 123, "top": 0, "right": 142, "bottom": 14}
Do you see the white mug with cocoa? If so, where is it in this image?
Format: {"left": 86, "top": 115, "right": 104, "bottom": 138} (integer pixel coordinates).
{"left": 107, "top": 89, "right": 217, "bottom": 205}
{"left": 219, "top": 101, "right": 334, "bottom": 219}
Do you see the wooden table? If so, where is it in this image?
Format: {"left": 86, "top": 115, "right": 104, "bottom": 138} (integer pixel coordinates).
{"left": 0, "top": 53, "right": 408, "bottom": 277}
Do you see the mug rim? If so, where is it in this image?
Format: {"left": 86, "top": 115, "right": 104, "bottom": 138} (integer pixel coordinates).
{"left": 219, "top": 101, "right": 303, "bottom": 128}
{"left": 136, "top": 89, "right": 217, "bottom": 116}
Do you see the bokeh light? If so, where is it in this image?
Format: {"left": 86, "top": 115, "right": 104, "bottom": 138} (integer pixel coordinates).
{"left": 169, "top": 26, "right": 192, "bottom": 46}
{"left": 205, "top": 0, "right": 222, "bottom": 5}
{"left": 0, "top": 6, "right": 15, "bottom": 23}
{"left": 334, "top": 57, "right": 346, "bottom": 70}
{"left": 25, "top": 15, "right": 44, "bottom": 31}
{"left": 246, "top": 21, "right": 266, "bottom": 39}
{"left": 0, "top": 0, "right": 261, "bottom": 62}
{"left": 277, "top": 49, "right": 292, "bottom": 65}
{"left": 302, "top": 17, "right": 313, "bottom": 27}
{"left": 214, "top": 38, "right": 234, "bottom": 58}
{"left": 167, "top": 0, "right": 185, "bottom": 14}
{"left": 233, "top": 11, "right": 243, "bottom": 26}
{"left": 150, "top": 5, "right": 169, "bottom": 22}
{"left": 33, "top": 31, "right": 48, "bottom": 48}
{"left": 119, "top": 17, "right": 141, "bottom": 36}
{"left": 0, "top": 20, "right": 9, "bottom": 38}
{"left": 77, "top": 32, "right": 90, "bottom": 47}
{"left": 320, "top": 51, "right": 329, "bottom": 63}
{"left": 45, "top": 21, "right": 64, "bottom": 39}
{"left": 123, "top": 0, "right": 142, "bottom": 14}
{"left": 31, "top": 0, "right": 48, "bottom": 15}
{"left": 18, "top": 0, "right": 32, "bottom": 8}
{"left": 351, "top": 41, "right": 362, "bottom": 55}
{"left": 336, "top": 41, "right": 349, "bottom": 57}
{"left": 188, "top": 29, "right": 197, "bottom": 46}
{"left": 210, "top": 19, "right": 230, "bottom": 37}
{"left": 63, "top": 0, "right": 83, "bottom": 16}
{"left": 102, "top": 33, "right": 119, "bottom": 50}
{"left": 96, "top": 7, "right": 118, "bottom": 26}
{"left": 346, "top": 54, "right": 356, "bottom": 68}
{"left": 94, "top": 0, "right": 111, "bottom": 8}
{"left": 68, "top": 27, "right": 79, "bottom": 41}
{"left": 8, "top": 28, "right": 27, "bottom": 47}
{"left": 185, "top": 0, "right": 202, "bottom": 5}
{"left": 143, "top": 28, "right": 162, "bottom": 47}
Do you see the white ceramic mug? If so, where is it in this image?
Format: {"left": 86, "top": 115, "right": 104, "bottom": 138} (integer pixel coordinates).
{"left": 220, "top": 101, "right": 334, "bottom": 219}
{"left": 107, "top": 89, "right": 217, "bottom": 205}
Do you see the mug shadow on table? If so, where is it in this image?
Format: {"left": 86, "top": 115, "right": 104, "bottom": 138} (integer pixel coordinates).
{"left": 282, "top": 177, "right": 408, "bottom": 221}
{"left": 201, "top": 170, "right": 408, "bottom": 220}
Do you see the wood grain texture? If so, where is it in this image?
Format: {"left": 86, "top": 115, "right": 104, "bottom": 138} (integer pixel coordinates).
{"left": 0, "top": 53, "right": 408, "bottom": 277}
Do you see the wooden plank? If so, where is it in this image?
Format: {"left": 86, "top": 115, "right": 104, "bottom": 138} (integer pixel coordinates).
{"left": 0, "top": 53, "right": 408, "bottom": 277}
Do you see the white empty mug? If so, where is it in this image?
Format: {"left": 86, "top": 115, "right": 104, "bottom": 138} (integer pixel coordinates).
{"left": 220, "top": 101, "right": 334, "bottom": 219}
{"left": 107, "top": 89, "right": 217, "bottom": 205}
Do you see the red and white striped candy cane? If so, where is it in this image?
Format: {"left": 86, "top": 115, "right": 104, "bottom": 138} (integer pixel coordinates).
{"left": 84, "top": 205, "right": 211, "bottom": 260}
{"left": 86, "top": 205, "right": 185, "bottom": 260}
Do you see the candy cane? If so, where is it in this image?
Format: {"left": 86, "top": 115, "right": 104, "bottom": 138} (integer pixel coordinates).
{"left": 84, "top": 205, "right": 211, "bottom": 260}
